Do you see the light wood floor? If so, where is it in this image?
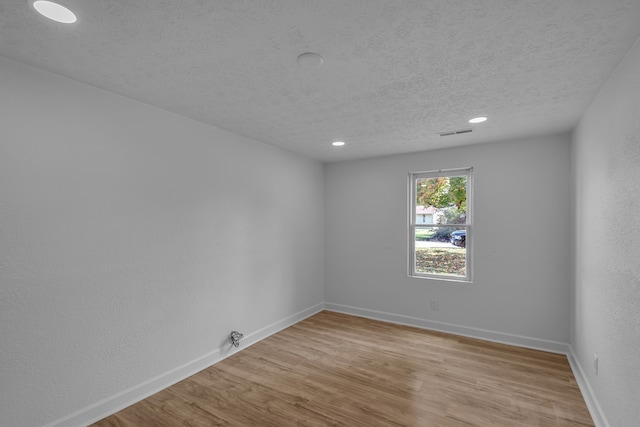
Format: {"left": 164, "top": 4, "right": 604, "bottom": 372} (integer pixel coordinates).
{"left": 92, "top": 311, "right": 593, "bottom": 426}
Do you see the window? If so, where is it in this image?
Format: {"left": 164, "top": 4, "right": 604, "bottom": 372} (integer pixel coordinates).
{"left": 409, "top": 168, "right": 472, "bottom": 282}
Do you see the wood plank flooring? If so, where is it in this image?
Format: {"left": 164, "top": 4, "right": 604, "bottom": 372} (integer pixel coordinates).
{"left": 92, "top": 311, "right": 593, "bottom": 426}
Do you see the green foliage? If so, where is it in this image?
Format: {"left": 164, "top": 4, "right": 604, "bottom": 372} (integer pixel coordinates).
{"left": 415, "top": 228, "right": 435, "bottom": 241}
{"left": 432, "top": 227, "right": 453, "bottom": 241}
{"left": 439, "top": 206, "right": 466, "bottom": 225}
{"left": 416, "top": 176, "right": 467, "bottom": 224}
{"left": 415, "top": 227, "right": 458, "bottom": 242}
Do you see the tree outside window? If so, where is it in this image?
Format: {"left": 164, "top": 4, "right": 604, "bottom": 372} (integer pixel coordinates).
{"left": 409, "top": 168, "right": 472, "bottom": 282}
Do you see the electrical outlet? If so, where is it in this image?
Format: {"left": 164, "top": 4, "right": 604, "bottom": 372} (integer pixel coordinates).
{"left": 594, "top": 354, "right": 598, "bottom": 375}
{"left": 430, "top": 300, "right": 439, "bottom": 310}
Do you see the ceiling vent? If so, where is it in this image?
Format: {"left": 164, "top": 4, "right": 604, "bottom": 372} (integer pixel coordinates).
{"left": 439, "top": 129, "right": 473, "bottom": 137}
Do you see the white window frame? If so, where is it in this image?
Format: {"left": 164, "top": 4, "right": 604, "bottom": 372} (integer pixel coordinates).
{"left": 408, "top": 167, "right": 473, "bottom": 282}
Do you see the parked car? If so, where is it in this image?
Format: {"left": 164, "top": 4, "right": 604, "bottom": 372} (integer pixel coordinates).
{"left": 450, "top": 230, "right": 466, "bottom": 248}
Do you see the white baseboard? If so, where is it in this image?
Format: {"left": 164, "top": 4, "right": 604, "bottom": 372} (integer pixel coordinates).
{"left": 324, "top": 303, "right": 610, "bottom": 426}
{"left": 324, "top": 302, "right": 571, "bottom": 354}
{"left": 267, "top": 305, "right": 604, "bottom": 427}
{"left": 567, "top": 348, "right": 610, "bottom": 427}
{"left": 47, "top": 302, "right": 605, "bottom": 427}
{"left": 45, "top": 302, "right": 325, "bottom": 427}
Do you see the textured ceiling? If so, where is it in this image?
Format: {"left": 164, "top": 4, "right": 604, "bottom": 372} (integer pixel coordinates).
{"left": 2, "top": 0, "right": 640, "bottom": 162}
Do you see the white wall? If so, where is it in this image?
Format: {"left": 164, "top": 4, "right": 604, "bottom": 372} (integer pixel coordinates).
{"left": 572, "top": 38, "right": 640, "bottom": 426}
{"left": 0, "top": 56, "right": 324, "bottom": 427}
{"left": 325, "top": 135, "right": 572, "bottom": 346}
{"left": 7, "top": 33, "right": 639, "bottom": 426}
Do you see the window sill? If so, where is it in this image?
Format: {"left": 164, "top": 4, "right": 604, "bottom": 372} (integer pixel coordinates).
{"left": 408, "top": 274, "right": 473, "bottom": 284}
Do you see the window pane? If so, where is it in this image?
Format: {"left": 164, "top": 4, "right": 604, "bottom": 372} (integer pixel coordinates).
{"left": 414, "top": 227, "right": 466, "bottom": 277}
{"left": 415, "top": 176, "right": 467, "bottom": 224}
{"left": 410, "top": 168, "right": 472, "bottom": 281}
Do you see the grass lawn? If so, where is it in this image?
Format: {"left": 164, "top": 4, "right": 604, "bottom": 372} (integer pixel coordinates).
{"left": 415, "top": 229, "right": 436, "bottom": 240}
{"left": 416, "top": 247, "right": 466, "bottom": 276}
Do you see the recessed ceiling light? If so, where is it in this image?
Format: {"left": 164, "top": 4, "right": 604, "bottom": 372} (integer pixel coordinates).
{"left": 469, "top": 116, "right": 487, "bottom": 124}
{"left": 332, "top": 141, "right": 345, "bottom": 147}
{"left": 32, "top": 0, "right": 77, "bottom": 24}
{"left": 297, "top": 52, "right": 324, "bottom": 68}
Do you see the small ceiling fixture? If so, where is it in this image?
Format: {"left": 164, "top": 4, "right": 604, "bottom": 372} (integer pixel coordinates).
{"left": 469, "top": 116, "right": 487, "bottom": 124}
{"left": 331, "top": 141, "right": 345, "bottom": 147}
{"left": 32, "top": 0, "right": 77, "bottom": 23}
{"left": 297, "top": 52, "right": 324, "bottom": 68}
